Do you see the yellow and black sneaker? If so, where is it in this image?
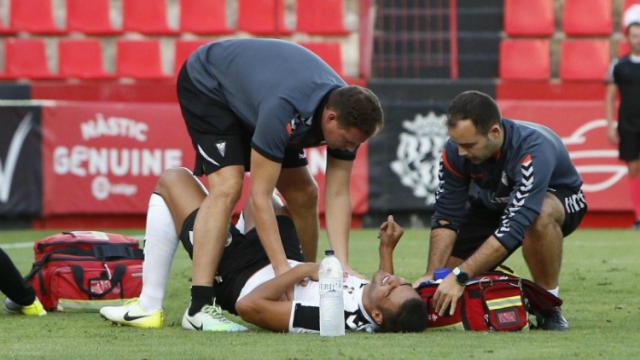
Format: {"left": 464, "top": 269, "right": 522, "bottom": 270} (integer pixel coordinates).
{"left": 4, "top": 297, "right": 47, "bottom": 316}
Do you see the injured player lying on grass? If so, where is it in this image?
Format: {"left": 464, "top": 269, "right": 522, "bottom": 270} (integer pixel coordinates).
{"left": 100, "top": 168, "right": 427, "bottom": 333}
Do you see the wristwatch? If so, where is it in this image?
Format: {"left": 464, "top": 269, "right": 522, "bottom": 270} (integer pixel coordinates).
{"left": 452, "top": 267, "right": 469, "bottom": 286}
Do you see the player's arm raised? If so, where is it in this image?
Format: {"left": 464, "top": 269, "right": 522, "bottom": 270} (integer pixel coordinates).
{"left": 378, "top": 215, "right": 403, "bottom": 274}
{"left": 236, "top": 263, "right": 319, "bottom": 331}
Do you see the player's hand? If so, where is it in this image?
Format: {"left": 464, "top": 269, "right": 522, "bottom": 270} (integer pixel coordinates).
{"left": 378, "top": 215, "right": 404, "bottom": 251}
{"left": 608, "top": 123, "right": 619, "bottom": 144}
{"left": 297, "top": 263, "right": 319, "bottom": 286}
{"left": 433, "top": 273, "right": 465, "bottom": 316}
{"left": 412, "top": 272, "right": 434, "bottom": 288}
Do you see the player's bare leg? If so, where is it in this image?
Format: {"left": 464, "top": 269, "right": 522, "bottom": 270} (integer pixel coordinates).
{"left": 523, "top": 193, "right": 565, "bottom": 289}
{"left": 522, "top": 192, "right": 567, "bottom": 330}
{"left": 626, "top": 160, "right": 640, "bottom": 229}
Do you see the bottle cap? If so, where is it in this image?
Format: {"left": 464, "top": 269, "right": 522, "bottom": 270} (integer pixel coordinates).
{"left": 433, "top": 267, "right": 451, "bottom": 281}
{"left": 324, "top": 249, "right": 335, "bottom": 256}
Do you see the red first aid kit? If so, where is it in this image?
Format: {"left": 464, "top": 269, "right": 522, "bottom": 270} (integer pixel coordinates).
{"left": 25, "top": 231, "right": 144, "bottom": 311}
{"left": 417, "top": 271, "right": 562, "bottom": 331}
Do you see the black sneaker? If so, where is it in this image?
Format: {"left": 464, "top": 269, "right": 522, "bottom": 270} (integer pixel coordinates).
{"left": 633, "top": 220, "right": 640, "bottom": 230}
{"left": 536, "top": 307, "right": 569, "bottom": 331}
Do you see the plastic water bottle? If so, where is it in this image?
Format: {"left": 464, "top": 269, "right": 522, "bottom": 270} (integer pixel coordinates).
{"left": 319, "top": 249, "right": 345, "bottom": 336}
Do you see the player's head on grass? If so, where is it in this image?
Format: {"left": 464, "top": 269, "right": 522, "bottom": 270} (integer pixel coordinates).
{"left": 321, "top": 86, "right": 384, "bottom": 152}
{"left": 446, "top": 90, "right": 504, "bottom": 164}
{"left": 365, "top": 271, "right": 427, "bottom": 333}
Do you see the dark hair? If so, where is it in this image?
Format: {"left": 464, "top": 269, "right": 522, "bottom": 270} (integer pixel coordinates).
{"left": 327, "top": 86, "right": 384, "bottom": 137}
{"left": 447, "top": 90, "right": 501, "bottom": 135}
{"left": 379, "top": 297, "right": 428, "bottom": 333}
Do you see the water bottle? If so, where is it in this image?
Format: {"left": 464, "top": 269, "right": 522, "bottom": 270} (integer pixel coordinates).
{"left": 319, "top": 249, "right": 345, "bottom": 336}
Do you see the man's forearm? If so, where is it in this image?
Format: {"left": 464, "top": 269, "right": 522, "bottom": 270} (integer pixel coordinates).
{"left": 458, "top": 235, "right": 508, "bottom": 277}
{"left": 324, "top": 192, "right": 351, "bottom": 264}
{"left": 247, "top": 263, "right": 317, "bottom": 301}
{"left": 251, "top": 194, "right": 289, "bottom": 272}
{"left": 426, "top": 228, "right": 457, "bottom": 272}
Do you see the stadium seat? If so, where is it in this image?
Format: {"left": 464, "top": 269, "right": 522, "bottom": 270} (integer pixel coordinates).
{"left": 618, "top": 41, "right": 630, "bottom": 57}
{"left": 563, "top": 0, "right": 612, "bottom": 36}
{"left": 174, "top": 40, "right": 209, "bottom": 75}
{"left": 499, "top": 40, "right": 550, "bottom": 81}
{"left": 66, "top": 0, "right": 120, "bottom": 34}
{"left": 180, "top": 0, "right": 232, "bottom": 34}
{"left": 123, "top": 0, "right": 175, "bottom": 34}
{"left": 296, "top": 0, "right": 348, "bottom": 35}
{"left": 0, "top": 18, "right": 13, "bottom": 34}
{"left": 503, "top": 0, "right": 554, "bottom": 36}
{"left": 298, "top": 42, "right": 344, "bottom": 75}
{"left": 9, "top": 0, "right": 64, "bottom": 34}
{"left": 237, "top": 0, "right": 290, "bottom": 35}
{"left": 560, "top": 40, "right": 610, "bottom": 81}
{"left": 4, "top": 38, "right": 54, "bottom": 79}
{"left": 58, "top": 39, "right": 111, "bottom": 79}
{"left": 116, "top": 40, "right": 167, "bottom": 79}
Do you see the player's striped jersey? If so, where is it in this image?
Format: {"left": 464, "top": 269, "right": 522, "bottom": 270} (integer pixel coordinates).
{"left": 237, "top": 260, "right": 378, "bottom": 333}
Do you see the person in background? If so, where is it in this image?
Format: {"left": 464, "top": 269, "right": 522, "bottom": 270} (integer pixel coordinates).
{"left": 606, "top": 5, "right": 640, "bottom": 230}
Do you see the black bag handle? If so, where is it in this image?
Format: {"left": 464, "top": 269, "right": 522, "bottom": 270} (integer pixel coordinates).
{"left": 70, "top": 264, "right": 126, "bottom": 298}
{"left": 24, "top": 244, "right": 143, "bottom": 282}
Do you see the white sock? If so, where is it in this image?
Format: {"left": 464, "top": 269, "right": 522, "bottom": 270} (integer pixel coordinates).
{"left": 139, "top": 193, "right": 179, "bottom": 311}
{"left": 547, "top": 286, "right": 559, "bottom": 297}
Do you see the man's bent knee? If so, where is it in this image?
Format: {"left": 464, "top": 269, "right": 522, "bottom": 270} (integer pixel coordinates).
{"left": 154, "top": 167, "right": 197, "bottom": 197}
{"left": 283, "top": 182, "right": 318, "bottom": 209}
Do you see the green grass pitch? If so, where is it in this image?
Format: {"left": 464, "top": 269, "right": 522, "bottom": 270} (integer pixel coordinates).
{"left": 1, "top": 228, "right": 639, "bottom": 359}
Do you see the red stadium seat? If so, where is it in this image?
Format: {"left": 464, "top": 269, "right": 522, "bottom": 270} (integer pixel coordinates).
{"left": 298, "top": 42, "right": 344, "bottom": 75}
{"left": 116, "top": 40, "right": 167, "bottom": 79}
{"left": 499, "top": 40, "right": 550, "bottom": 81}
{"left": 4, "top": 38, "right": 54, "bottom": 79}
{"left": 58, "top": 39, "right": 111, "bottom": 79}
{"left": 66, "top": 0, "right": 120, "bottom": 34}
{"left": 560, "top": 40, "right": 610, "bottom": 81}
{"left": 296, "top": 0, "right": 348, "bottom": 35}
{"left": 123, "top": 0, "right": 175, "bottom": 34}
{"left": 237, "top": 0, "right": 290, "bottom": 35}
{"left": 0, "top": 18, "right": 14, "bottom": 34}
{"left": 563, "top": 0, "right": 612, "bottom": 36}
{"left": 9, "top": 0, "right": 64, "bottom": 34}
{"left": 618, "top": 41, "right": 630, "bottom": 57}
{"left": 503, "top": 0, "right": 554, "bottom": 36}
{"left": 180, "top": 0, "right": 232, "bottom": 34}
{"left": 174, "top": 40, "right": 208, "bottom": 75}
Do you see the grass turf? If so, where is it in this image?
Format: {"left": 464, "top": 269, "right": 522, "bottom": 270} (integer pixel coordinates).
{"left": 0, "top": 228, "right": 639, "bottom": 359}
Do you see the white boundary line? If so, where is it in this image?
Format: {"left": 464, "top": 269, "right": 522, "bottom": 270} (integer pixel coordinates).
{"left": 0, "top": 234, "right": 144, "bottom": 250}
